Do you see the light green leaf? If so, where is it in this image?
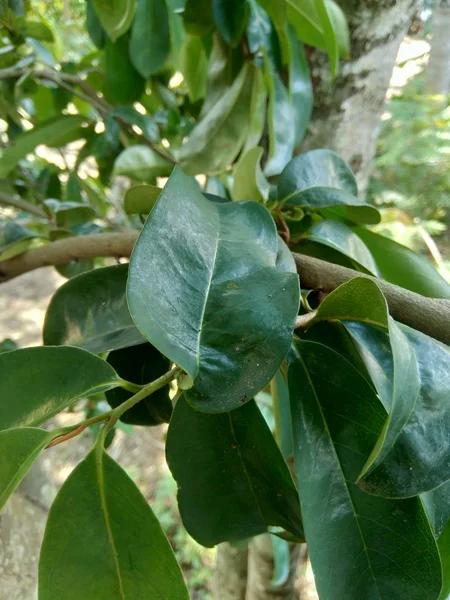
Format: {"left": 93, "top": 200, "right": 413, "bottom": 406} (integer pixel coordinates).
{"left": 23, "top": 20, "right": 54, "bottom": 42}
{"left": 278, "top": 149, "right": 381, "bottom": 224}
{"left": 129, "top": 0, "right": 170, "bottom": 78}
{"left": 212, "top": 0, "right": 248, "bottom": 46}
{"left": 0, "top": 116, "right": 86, "bottom": 178}
{"left": 287, "top": 27, "right": 312, "bottom": 146}
{"left": 242, "top": 64, "right": 266, "bottom": 153}
{"left": 166, "top": 396, "right": 304, "bottom": 546}
{"left": 39, "top": 447, "right": 189, "bottom": 600}
{"left": 0, "top": 347, "right": 120, "bottom": 430}
{"left": 354, "top": 226, "right": 450, "bottom": 299}
{"left": 288, "top": 339, "right": 441, "bottom": 600}
{"left": 128, "top": 167, "right": 300, "bottom": 412}
{"left": 124, "top": 184, "right": 161, "bottom": 214}
{"left": 0, "top": 427, "right": 56, "bottom": 511}
{"left": 103, "top": 36, "right": 145, "bottom": 105}
{"left": 44, "top": 264, "right": 145, "bottom": 354}
{"left": 92, "top": 0, "right": 136, "bottom": 42}
{"left": 232, "top": 147, "right": 269, "bottom": 202}
{"left": 114, "top": 145, "right": 173, "bottom": 181}
{"left": 181, "top": 34, "right": 208, "bottom": 103}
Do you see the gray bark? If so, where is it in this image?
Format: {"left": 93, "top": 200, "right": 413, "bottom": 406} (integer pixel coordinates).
{"left": 215, "top": 543, "right": 249, "bottom": 600}
{"left": 301, "top": 0, "right": 417, "bottom": 195}
{"left": 425, "top": 0, "right": 450, "bottom": 96}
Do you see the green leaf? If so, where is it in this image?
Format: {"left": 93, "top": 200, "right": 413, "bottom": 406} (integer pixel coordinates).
{"left": 128, "top": 167, "right": 300, "bottom": 412}
{"left": 314, "top": 0, "right": 338, "bottom": 76}
{"left": 43, "top": 199, "right": 96, "bottom": 228}
{"left": 242, "top": 64, "right": 267, "bottom": 153}
{"left": 183, "top": 0, "right": 214, "bottom": 35}
{"left": 166, "top": 396, "right": 304, "bottom": 546}
{"left": 23, "top": 20, "right": 54, "bottom": 42}
{"left": 0, "top": 347, "right": 120, "bottom": 430}
{"left": 288, "top": 339, "right": 441, "bottom": 600}
{"left": 278, "top": 149, "right": 381, "bottom": 224}
{"left": 0, "top": 338, "right": 17, "bottom": 354}
{"left": 199, "top": 33, "right": 233, "bottom": 119}
{"left": 181, "top": 34, "right": 208, "bottom": 103}
{"left": 106, "top": 343, "right": 172, "bottom": 425}
{"left": 39, "top": 447, "right": 189, "bottom": 600}
{"left": 287, "top": 27, "right": 312, "bottom": 146}
{"left": 212, "top": 0, "right": 248, "bottom": 46}
{"left": 302, "top": 220, "right": 378, "bottom": 274}
{"left": 111, "top": 106, "right": 160, "bottom": 144}
{"left": 92, "top": 0, "right": 136, "bottom": 42}
{"left": 124, "top": 183, "right": 161, "bottom": 214}
{"left": 0, "top": 427, "right": 56, "bottom": 511}
{"left": 271, "top": 536, "right": 290, "bottom": 587}
{"left": 0, "top": 116, "right": 86, "bottom": 178}
{"left": 232, "top": 146, "right": 269, "bottom": 202}
{"left": 114, "top": 145, "right": 173, "bottom": 181}
{"left": 86, "top": 0, "right": 107, "bottom": 48}
{"left": 346, "top": 322, "right": 450, "bottom": 499}
{"left": 354, "top": 226, "right": 450, "bottom": 299}
{"left": 129, "top": 0, "right": 170, "bottom": 78}
{"left": 44, "top": 264, "right": 145, "bottom": 354}
{"left": 180, "top": 62, "right": 254, "bottom": 175}
{"left": 439, "top": 518, "right": 450, "bottom": 600}
{"left": 0, "top": 221, "right": 40, "bottom": 261}
{"left": 103, "top": 35, "right": 146, "bottom": 105}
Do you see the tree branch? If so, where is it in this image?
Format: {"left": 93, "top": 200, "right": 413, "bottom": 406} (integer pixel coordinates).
{"left": 0, "top": 232, "right": 448, "bottom": 345}
{"left": 0, "top": 192, "right": 46, "bottom": 218}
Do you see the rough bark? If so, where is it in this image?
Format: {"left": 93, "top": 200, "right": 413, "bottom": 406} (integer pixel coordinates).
{"left": 425, "top": 0, "right": 450, "bottom": 96}
{"left": 215, "top": 543, "right": 249, "bottom": 599}
{"left": 301, "top": 0, "right": 417, "bottom": 194}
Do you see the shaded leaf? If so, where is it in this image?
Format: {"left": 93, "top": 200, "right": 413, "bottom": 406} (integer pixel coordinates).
{"left": 86, "top": 0, "right": 106, "bottom": 49}
{"left": 92, "top": 0, "right": 136, "bottom": 42}
{"left": 212, "top": 0, "right": 248, "bottom": 46}
{"left": 39, "top": 447, "right": 189, "bottom": 600}
{"left": 128, "top": 167, "right": 300, "bottom": 412}
{"left": 166, "top": 396, "right": 304, "bottom": 546}
{"left": 438, "top": 518, "right": 450, "bottom": 600}
{"left": 232, "top": 146, "right": 269, "bottom": 202}
{"left": 124, "top": 184, "right": 161, "bottom": 214}
{"left": 130, "top": 0, "right": 170, "bottom": 78}
{"left": 183, "top": 0, "right": 214, "bottom": 35}
{"left": 181, "top": 34, "right": 208, "bottom": 103}
{"left": 103, "top": 35, "right": 146, "bottom": 105}
{"left": 114, "top": 145, "right": 173, "bottom": 181}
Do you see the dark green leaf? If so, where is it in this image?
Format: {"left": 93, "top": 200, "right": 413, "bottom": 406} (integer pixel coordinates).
{"left": 86, "top": 0, "right": 107, "bottom": 48}
{"left": 242, "top": 64, "right": 266, "bottom": 153}
{"left": 44, "top": 264, "right": 145, "bottom": 353}
{"left": 199, "top": 33, "right": 233, "bottom": 118}
{"left": 0, "top": 222, "right": 39, "bottom": 261}
{"left": 114, "top": 145, "right": 173, "bottom": 180}
{"left": 278, "top": 149, "right": 381, "bottom": 224}
{"left": 103, "top": 36, "right": 145, "bottom": 105}
{"left": 439, "top": 518, "right": 450, "bottom": 599}
{"left": 92, "top": 0, "right": 136, "bottom": 42}
{"left": 124, "top": 183, "right": 161, "bottom": 214}
{"left": 212, "top": 0, "right": 248, "bottom": 46}
{"left": 0, "top": 427, "right": 56, "bottom": 511}
{"left": 66, "top": 172, "right": 83, "bottom": 202}
{"left": 287, "top": 27, "right": 312, "bottom": 146}
{"left": 181, "top": 34, "right": 208, "bottom": 103}
{"left": 0, "top": 347, "right": 120, "bottom": 430}
{"left": 354, "top": 226, "right": 450, "bottom": 299}
{"left": 288, "top": 339, "right": 441, "bottom": 600}
{"left": 129, "top": 0, "right": 170, "bottom": 78}
{"left": 0, "top": 338, "right": 17, "bottom": 354}
{"left": 128, "top": 167, "right": 300, "bottom": 412}
{"left": 183, "top": 0, "right": 214, "bottom": 35}
{"left": 39, "top": 447, "right": 189, "bottom": 600}
{"left": 232, "top": 146, "right": 269, "bottom": 202}
{"left": 166, "top": 396, "right": 303, "bottom": 546}
{"left": 106, "top": 343, "right": 172, "bottom": 425}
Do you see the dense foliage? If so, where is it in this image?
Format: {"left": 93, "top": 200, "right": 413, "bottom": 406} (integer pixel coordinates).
{"left": 1, "top": 1, "right": 450, "bottom": 599}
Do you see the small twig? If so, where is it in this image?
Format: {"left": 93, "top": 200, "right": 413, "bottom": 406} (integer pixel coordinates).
{"left": 0, "top": 191, "right": 46, "bottom": 218}
{"left": 277, "top": 212, "right": 290, "bottom": 244}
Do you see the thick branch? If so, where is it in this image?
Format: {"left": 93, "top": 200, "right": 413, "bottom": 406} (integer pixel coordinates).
{"left": 0, "top": 232, "right": 449, "bottom": 345}
{"left": 0, "top": 192, "right": 46, "bottom": 218}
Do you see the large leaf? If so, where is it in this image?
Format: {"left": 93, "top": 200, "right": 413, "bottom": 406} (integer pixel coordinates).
{"left": 114, "top": 145, "right": 173, "bottom": 181}
{"left": 106, "top": 343, "right": 172, "bottom": 425}
{"left": 128, "top": 167, "right": 300, "bottom": 412}
{"left": 0, "top": 427, "right": 56, "bottom": 511}
{"left": 232, "top": 146, "right": 269, "bottom": 202}
{"left": 278, "top": 149, "right": 381, "bottom": 224}
{"left": 0, "top": 346, "right": 120, "bottom": 430}
{"left": 212, "top": 0, "right": 248, "bottom": 46}
{"left": 166, "top": 396, "right": 303, "bottom": 546}
{"left": 43, "top": 264, "right": 145, "bottom": 354}
{"left": 354, "top": 226, "right": 450, "bottom": 299}
{"left": 39, "top": 446, "right": 189, "bottom": 600}
{"left": 92, "top": 0, "right": 135, "bottom": 42}
{"left": 181, "top": 34, "right": 208, "bottom": 103}
{"left": 288, "top": 339, "right": 441, "bottom": 600}
{"left": 179, "top": 63, "right": 254, "bottom": 175}
{"left": 103, "top": 36, "right": 145, "bottom": 105}
{"left": 0, "top": 116, "right": 86, "bottom": 178}
{"left": 129, "top": 0, "right": 170, "bottom": 78}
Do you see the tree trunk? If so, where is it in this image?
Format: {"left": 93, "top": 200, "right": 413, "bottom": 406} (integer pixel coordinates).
{"left": 215, "top": 543, "right": 249, "bottom": 599}
{"left": 425, "top": 0, "right": 450, "bottom": 96}
{"left": 301, "top": 0, "right": 417, "bottom": 195}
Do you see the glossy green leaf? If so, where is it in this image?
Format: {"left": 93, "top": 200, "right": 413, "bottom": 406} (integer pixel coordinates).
{"left": 0, "top": 346, "right": 120, "bottom": 430}
{"left": 303, "top": 220, "right": 378, "bottom": 274}
{"left": 0, "top": 221, "right": 39, "bottom": 261}
{"left": 181, "top": 34, "right": 208, "bottom": 103}
{"left": 106, "top": 343, "right": 172, "bottom": 425}
{"left": 0, "top": 427, "right": 56, "bottom": 511}
{"left": 287, "top": 27, "right": 312, "bottom": 146}
{"left": 166, "top": 395, "right": 303, "bottom": 547}
{"left": 39, "top": 446, "right": 189, "bottom": 600}
{"left": 103, "top": 36, "right": 145, "bottom": 105}
{"left": 288, "top": 339, "right": 441, "bottom": 600}
{"left": 232, "top": 146, "right": 269, "bottom": 202}
{"left": 128, "top": 167, "right": 300, "bottom": 412}
{"left": 346, "top": 321, "right": 450, "bottom": 499}
{"left": 439, "top": 518, "right": 450, "bottom": 600}
{"left": 183, "top": 0, "right": 214, "bottom": 35}
{"left": 124, "top": 184, "right": 161, "bottom": 214}
{"left": 180, "top": 63, "right": 253, "bottom": 175}
{"left": 44, "top": 264, "right": 145, "bottom": 353}
{"left": 114, "top": 145, "right": 173, "bottom": 181}
{"left": 130, "top": 0, "right": 170, "bottom": 78}
{"left": 255, "top": 0, "right": 289, "bottom": 62}
{"left": 92, "top": 0, "right": 136, "bottom": 42}
{"left": 212, "top": 0, "right": 247, "bottom": 46}
{"left": 278, "top": 149, "right": 381, "bottom": 224}
{"left": 86, "top": 0, "right": 106, "bottom": 48}
{"left": 315, "top": 0, "right": 338, "bottom": 76}
{"left": 0, "top": 115, "right": 86, "bottom": 178}
{"left": 354, "top": 226, "right": 450, "bottom": 299}
{"left": 43, "top": 199, "right": 96, "bottom": 228}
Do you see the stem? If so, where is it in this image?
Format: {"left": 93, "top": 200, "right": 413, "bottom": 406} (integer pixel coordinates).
{"left": 294, "top": 311, "right": 318, "bottom": 330}
{"left": 0, "top": 192, "right": 46, "bottom": 218}
{"left": 118, "top": 379, "right": 144, "bottom": 394}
